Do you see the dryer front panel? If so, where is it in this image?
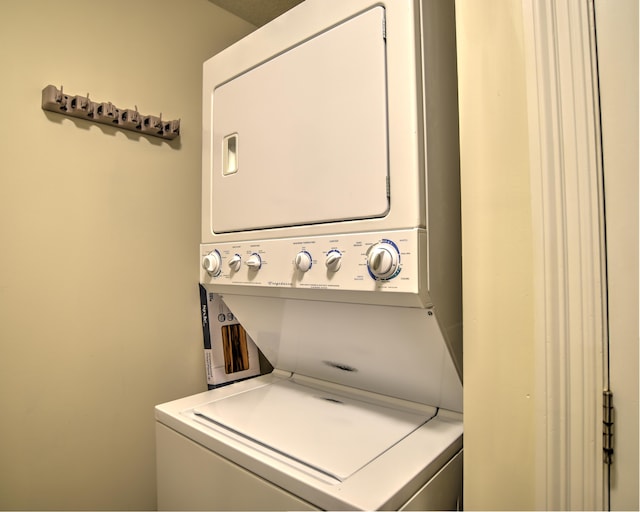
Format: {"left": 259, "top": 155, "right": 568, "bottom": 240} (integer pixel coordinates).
{"left": 209, "top": 7, "right": 389, "bottom": 233}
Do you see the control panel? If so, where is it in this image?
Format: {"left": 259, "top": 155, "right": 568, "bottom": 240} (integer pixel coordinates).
{"left": 200, "top": 229, "right": 427, "bottom": 296}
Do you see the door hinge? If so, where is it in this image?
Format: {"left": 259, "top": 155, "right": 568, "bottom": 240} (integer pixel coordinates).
{"left": 603, "top": 389, "right": 614, "bottom": 465}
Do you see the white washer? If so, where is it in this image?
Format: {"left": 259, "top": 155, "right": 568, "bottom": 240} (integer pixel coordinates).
{"left": 156, "top": 297, "right": 463, "bottom": 510}
{"left": 156, "top": 0, "right": 462, "bottom": 509}
{"left": 156, "top": 372, "right": 462, "bottom": 510}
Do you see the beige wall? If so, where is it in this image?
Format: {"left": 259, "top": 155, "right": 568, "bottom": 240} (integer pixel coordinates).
{"left": 0, "top": 2, "right": 254, "bottom": 510}
{"left": 596, "top": 0, "right": 639, "bottom": 508}
{"left": 456, "top": 1, "right": 536, "bottom": 509}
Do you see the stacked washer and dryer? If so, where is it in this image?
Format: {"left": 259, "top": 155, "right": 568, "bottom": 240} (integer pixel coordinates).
{"left": 155, "top": 0, "right": 462, "bottom": 509}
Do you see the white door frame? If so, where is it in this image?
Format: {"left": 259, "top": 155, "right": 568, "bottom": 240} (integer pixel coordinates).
{"left": 521, "top": 0, "right": 608, "bottom": 509}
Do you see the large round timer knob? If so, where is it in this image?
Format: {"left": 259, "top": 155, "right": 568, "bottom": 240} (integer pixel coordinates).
{"left": 366, "top": 241, "right": 400, "bottom": 280}
{"left": 202, "top": 250, "right": 222, "bottom": 276}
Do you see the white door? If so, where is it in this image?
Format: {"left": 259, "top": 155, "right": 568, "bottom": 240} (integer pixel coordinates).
{"left": 595, "top": 0, "right": 639, "bottom": 509}
{"left": 210, "top": 7, "right": 389, "bottom": 233}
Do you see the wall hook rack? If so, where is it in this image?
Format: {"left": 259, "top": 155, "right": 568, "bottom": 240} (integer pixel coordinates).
{"left": 41, "top": 84, "right": 180, "bottom": 140}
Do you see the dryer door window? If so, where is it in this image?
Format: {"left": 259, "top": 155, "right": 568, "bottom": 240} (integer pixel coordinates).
{"left": 210, "top": 6, "right": 389, "bottom": 233}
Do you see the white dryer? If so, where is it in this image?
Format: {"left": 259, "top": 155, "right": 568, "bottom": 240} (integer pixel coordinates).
{"left": 156, "top": 0, "right": 462, "bottom": 509}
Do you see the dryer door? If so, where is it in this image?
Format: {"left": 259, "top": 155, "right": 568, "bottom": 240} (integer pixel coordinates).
{"left": 210, "top": 6, "right": 389, "bottom": 233}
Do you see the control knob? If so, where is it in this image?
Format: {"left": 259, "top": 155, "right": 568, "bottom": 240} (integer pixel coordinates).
{"left": 228, "top": 254, "right": 242, "bottom": 272}
{"left": 366, "top": 241, "right": 400, "bottom": 280}
{"left": 325, "top": 250, "right": 342, "bottom": 272}
{"left": 202, "top": 250, "right": 222, "bottom": 276}
{"left": 245, "top": 253, "right": 262, "bottom": 271}
{"left": 294, "top": 251, "right": 313, "bottom": 273}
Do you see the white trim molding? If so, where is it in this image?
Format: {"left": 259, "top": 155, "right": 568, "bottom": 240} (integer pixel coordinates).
{"left": 521, "top": 0, "right": 608, "bottom": 510}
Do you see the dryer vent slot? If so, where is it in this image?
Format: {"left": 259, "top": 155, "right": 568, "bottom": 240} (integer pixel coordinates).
{"left": 323, "top": 361, "right": 358, "bottom": 373}
{"left": 319, "top": 397, "right": 345, "bottom": 404}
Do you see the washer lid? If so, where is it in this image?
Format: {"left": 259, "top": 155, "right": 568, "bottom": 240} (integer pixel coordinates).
{"left": 217, "top": 294, "right": 463, "bottom": 412}
{"left": 193, "top": 378, "right": 433, "bottom": 482}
